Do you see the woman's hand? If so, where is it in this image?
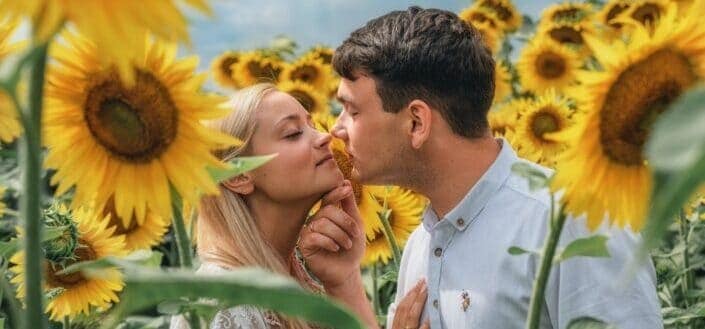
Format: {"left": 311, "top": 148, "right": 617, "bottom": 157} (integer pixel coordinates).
{"left": 299, "top": 180, "right": 365, "bottom": 289}
{"left": 391, "top": 280, "right": 430, "bottom": 329}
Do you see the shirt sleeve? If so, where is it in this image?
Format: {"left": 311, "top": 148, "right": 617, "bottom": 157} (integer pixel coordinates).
{"left": 543, "top": 217, "right": 663, "bottom": 329}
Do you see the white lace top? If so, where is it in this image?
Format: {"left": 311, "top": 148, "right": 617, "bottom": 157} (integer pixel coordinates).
{"left": 169, "top": 263, "right": 282, "bottom": 329}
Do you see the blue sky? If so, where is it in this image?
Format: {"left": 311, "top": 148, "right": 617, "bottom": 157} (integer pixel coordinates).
{"left": 186, "top": 0, "right": 555, "bottom": 73}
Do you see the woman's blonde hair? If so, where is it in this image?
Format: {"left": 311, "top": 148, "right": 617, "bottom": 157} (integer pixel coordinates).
{"left": 198, "top": 83, "right": 315, "bottom": 329}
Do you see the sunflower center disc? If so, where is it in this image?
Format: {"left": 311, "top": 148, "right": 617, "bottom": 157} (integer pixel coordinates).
{"left": 537, "top": 51, "right": 567, "bottom": 79}
{"left": 532, "top": 110, "right": 560, "bottom": 138}
{"left": 599, "top": 49, "right": 697, "bottom": 166}
{"left": 46, "top": 242, "right": 97, "bottom": 288}
{"left": 221, "top": 56, "right": 239, "bottom": 77}
{"left": 292, "top": 65, "right": 318, "bottom": 83}
{"left": 290, "top": 89, "right": 316, "bottom": 112}
{"left": 632, "top": 4, "right": 661, "bottom": 26}
{"left": 103, "top": 198, "right": 140, "bottom": 235}
{"left": 85, "top": 70, "right": 178, "bottom": 163}
{"left": 550, "top": 27, "right": 583, "bottom": 45}
{"left": 606, "top": 4, "right": 630, "bottom": 28}
{"left": 247, "top": 61, "right": 282, "bottom": 81}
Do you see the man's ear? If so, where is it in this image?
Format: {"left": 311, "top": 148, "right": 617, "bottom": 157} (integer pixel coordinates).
{"left": 406, "top": 99, "right": 433, "bottom": 149}
{"left": 222, "top": 174, "right": 255, "bottom": 195}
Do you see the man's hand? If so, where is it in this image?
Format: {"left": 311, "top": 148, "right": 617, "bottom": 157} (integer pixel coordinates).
{"left": 392, "top": 280, "right": 430, "bottom": 329}
{"left": 299, "top": 180, "right": 365, "bottom": 290}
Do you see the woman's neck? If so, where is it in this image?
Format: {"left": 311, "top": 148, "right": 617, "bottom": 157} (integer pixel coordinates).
{"left": 245, "top": 193, "right": 318, "bottom": 263}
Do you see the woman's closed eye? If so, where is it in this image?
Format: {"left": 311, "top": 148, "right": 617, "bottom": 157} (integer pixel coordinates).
{"left": 285, "top": 130, "right": 303, "bottom": 140}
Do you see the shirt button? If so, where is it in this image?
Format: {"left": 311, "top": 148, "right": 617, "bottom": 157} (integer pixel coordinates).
{"left": 434, "top": 247, "right": 442, "bottom": 257}
{"left": 433, "top": 299, "right": 439, "bottom": 308}
{"left": 457, "top": 218, "right": 465, "bottom": 226}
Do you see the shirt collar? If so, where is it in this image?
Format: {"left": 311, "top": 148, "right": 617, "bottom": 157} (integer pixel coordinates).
{"left": 422, "top": 138, "right": 517, "bottom": 232}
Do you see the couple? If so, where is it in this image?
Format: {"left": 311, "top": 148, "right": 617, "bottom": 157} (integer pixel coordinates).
{"left": 173, "top": 7, "right": 662, "bottom": 329}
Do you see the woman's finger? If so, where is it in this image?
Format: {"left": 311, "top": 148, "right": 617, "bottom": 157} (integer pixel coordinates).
{"left": 318, "top": 205, "right": 359, "bottom": 238}
{"left": 310, "top": 218, "right": 353, "bottom": 250}
{"left": 420, "top": 319, "right": 430, "bottom": 329}
{"left": 300, "top": 231, "right": 340, "bottom": 253}
{"left": 321, "top": 183, "right": 352, "bottom": 207}
{"left": 392, "top": 279, "right": 425, "bottom": 329}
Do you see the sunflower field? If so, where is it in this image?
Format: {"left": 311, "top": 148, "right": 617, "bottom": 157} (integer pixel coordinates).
{"left": 0, "top": 0, "right": 704, "bottom": 328}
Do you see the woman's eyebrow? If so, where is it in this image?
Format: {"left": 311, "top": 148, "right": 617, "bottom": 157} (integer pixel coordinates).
{"left": 274, "top": 113, "right": 301, "bottom": 127}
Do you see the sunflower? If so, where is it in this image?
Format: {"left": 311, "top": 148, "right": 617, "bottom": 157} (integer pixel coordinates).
{"left": 43, "top": 32, "right": 238, "bottom": 226}
{"left": 9, "top": 206, "right": 127, "bottom": 320}
{"left": 538, "top": 21, "right": 595, "bottom": 58}
{"left": 494, "top": 61, "right": 512, "bottom": 104}
{"left": 621, "top": 0, "right": 670, "bottom": 31}
{"left": 0, "top": 20, "right": 24, "bottom": 143}
{"left": 473, "top": 0, "right": 523, "bottom": 32}
{"left": 459, "top": 5, "right": 506, "bottom": 30}
{"left": 517, "top": 37, "right": 582, "bottom": 95}
{"left": 597, "top": 0, "right": 632, "bottom": 39}
{"left": 281, "top": 57, "right": 333, "bottom": 91}
{"left": 551, "top": 3, "right": 705, "bottom": 230}
{"left": 540, "top": 2, "right": 593, "bottom": 25}
{"left": 362, "top": 186, "right": 426, "bottom": 266}
{"left": 232, "top": 52, "right": 286, "bottom": 87}
{"left": 103, "top": 198, "right": 169, "bottom": 251}
{"left": 510, "top": 90, "right": 573, "bottom": 167}
{"left": 302, "top": 45, "right": 334, "bottom": 65}
{"left": 211, "top": 51, "right": 242, "bottom": 89}
{"left": 471, "top": 20, "right": 503, "bottom": 54}
{"left": 0, "top": 0, "right": 210, "bottom": 85}
{"left": 488, "top": 97, "right": 530, "bottom": 139}
{"left": 277, "top": 80, "right": 329, "bottom": 114}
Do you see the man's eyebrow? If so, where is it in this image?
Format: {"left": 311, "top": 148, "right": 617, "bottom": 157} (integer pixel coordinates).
{"left": 336, "top": 95, "right": 353, "bottom": 105}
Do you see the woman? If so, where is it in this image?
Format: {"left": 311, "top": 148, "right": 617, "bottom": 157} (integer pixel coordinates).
{"left": 170, "top": 83, "right": 371, "bottom": 329}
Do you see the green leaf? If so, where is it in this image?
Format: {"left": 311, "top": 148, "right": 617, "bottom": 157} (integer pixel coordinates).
{"left": 56, "top": 249, "right": 162, "bottom": 276}
{"left": 642, "top": 85, "right": 705, "bottom": 252}
{"left": 555, "top": 235, "right": 610, "bottom": 263}
{"left": 207, "top": 154, "right": 278, "bottom": 183}
{"left": 100, "top": 267, "right": 364, "bottom": 329}
{"left": 507, "top": 246, "right": 537, "bottom": 256}
{"left": 566, "top": 316, "right": 618, "bottom": 329}
{"left": 511, "top": 162, "right": 550, "bottom": 191}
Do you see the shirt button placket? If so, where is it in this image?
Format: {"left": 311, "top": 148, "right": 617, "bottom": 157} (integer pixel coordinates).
{"left": 428, "top": 224, "right": 448, "bottom": 328}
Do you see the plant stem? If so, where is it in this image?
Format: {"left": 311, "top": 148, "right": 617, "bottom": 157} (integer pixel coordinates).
{"left": 171, "top": 198, "right": 193, "bottom": 268}
{"left": 678, "top": 209, "right": 693, "bottom": 307}
{"left": 378, "top": 209, "right": 401, "bottom": 269}
{"left": 526, "top": 207, "right": 567, "bottom": 329}
{"left": 21, "top": 42, "right": 49, "bottom": 329}
{"left": 372, "top": 263, "right": 380, "bottom": 317}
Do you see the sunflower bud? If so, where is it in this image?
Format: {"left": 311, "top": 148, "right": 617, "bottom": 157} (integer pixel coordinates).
{"left": 41, "top": 204, "right": 79, "bottom": 263}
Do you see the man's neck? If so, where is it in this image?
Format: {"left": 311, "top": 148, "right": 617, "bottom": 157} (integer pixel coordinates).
{"left": 418, "top": 136, "right": 501, "bottom": 219}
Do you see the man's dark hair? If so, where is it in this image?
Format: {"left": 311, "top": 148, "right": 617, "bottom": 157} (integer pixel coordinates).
{"left": 333, "top": 6, "right": 495, "bottom": 138}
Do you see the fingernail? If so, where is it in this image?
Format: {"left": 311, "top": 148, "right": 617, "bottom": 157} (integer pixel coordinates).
{"left": 334, "top": 245, "right": 340, "bottom": 251}
{"left": 346, "top": 240, "right": 353, "bottom": 249}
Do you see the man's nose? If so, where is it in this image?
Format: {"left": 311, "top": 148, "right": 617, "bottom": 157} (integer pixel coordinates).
{"left": 332, "top": 113, "right": 349, "bottom": 141}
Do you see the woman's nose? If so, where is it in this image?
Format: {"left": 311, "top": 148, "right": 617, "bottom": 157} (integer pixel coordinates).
{"left": 315, "top": 131, "right": 332, "bottom": 149}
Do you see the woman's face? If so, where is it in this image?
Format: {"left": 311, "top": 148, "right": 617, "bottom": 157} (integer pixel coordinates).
{"left": 248, "top": 91, "right": 343, "bottom": 202}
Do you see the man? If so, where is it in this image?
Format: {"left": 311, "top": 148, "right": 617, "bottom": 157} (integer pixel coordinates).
{"left": 314, "top": 6, "right": 661, "bottom": 329}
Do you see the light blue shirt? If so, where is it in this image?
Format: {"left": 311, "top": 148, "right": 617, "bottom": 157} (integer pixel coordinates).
{"left": 386, "top": 139, "right": 662, "bottom": 329}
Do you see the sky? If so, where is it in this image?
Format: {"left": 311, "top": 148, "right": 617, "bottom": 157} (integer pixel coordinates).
{"left": 186, "top": 0, "right": 556, "bottom": 73}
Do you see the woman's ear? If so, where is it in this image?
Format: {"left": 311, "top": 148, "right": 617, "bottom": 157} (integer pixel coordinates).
{"left": 407, "top": 99, "right": 433, "bottom": 149}
{"left": 222, "top": 174, "right": 255, "bottom": 195}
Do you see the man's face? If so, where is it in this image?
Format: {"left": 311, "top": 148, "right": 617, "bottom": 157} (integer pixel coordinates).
{"left": 333, "top": 75, "right": 409, "bottom": 185}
